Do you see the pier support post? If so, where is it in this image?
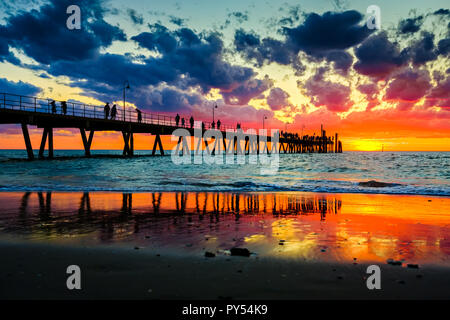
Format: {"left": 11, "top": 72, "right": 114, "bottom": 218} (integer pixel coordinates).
{"left": 335, "top": 133, "right": 338, "bottom": 153}
{"left": 129, "top": 132, "right": 134, "bottom": 156}
{"left": 48, "top": 128, "right": 54, "bottom": 158}
{"left": 152, "top": 134, "right": 164, "bottom": 156}
{"left": 39, "top": 128, "right": 48, "bottom": 158}
{"left": 122, "top": 131, "right": 134, "bottom": 156}
{"left": 80, "top": 129, "right": 95, "bottom": 157}
{"left": 21, "top": 123, "right": 34, "bottom": 160}
{"left": 122, "top": 131, "right": 129, "bottom": 156}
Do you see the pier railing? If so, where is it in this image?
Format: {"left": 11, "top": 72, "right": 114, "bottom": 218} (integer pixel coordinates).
{"left": 0, "top": 92, "right": 240, "bottom": 131}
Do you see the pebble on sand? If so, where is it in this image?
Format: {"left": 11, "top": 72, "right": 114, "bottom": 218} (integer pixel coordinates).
{"left": 407, "top": 264, "right": 419, "bottom": 269}
{"left": 230, "top": 248, "right": 251, "bottom": 257}
{"left": 205, "top": 251, "right": 216, "bottom": 258}
{"left": 387, "top": 258, "right": 402, "bottom": 266}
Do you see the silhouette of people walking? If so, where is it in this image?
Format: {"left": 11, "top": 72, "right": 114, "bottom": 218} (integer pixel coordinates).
{"left": 189, "top": 116, "right": 194, "bottom": 128}
{"left": 201, "top": 122, "right": 205, "bottom": 131}
{"left": 175, "top": 113, "right": 180, "bottom": 126}
{"left": 110, "top": 104, "right": 117, "bottom": 120}
{"left": 217, "top": 119, "right": 221, "bottom": 129}
{"left": 50, "top": 100, "right": 56, "bottom": 114}
{"left": 61, "top": 101, "right": 67, "bottom": 115}
{"left": 181, "top": 118, "right": 185, "bottom": 127}
{"left": 104, "top": 103, "right": 110, "bottom": 119}
{"left": 211, "top": 121, "right": 215, "bottom": 129}
{"left": 136, "top": 109, "right": 142, "bottom": 123}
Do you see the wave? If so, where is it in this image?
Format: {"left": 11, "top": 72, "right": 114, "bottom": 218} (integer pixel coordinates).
{"left": 1, "top": 180, "right": 449, "bottom": 196}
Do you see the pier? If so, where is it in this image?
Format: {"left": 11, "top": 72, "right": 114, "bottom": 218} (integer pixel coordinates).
{"left": 0, "top": 92, "right": 343, "bottom": 160}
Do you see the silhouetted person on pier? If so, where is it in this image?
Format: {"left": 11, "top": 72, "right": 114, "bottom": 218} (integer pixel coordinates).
{"left": 111, "top": 104, "right": 117, "bottom": 120}
{"left": 181, "top": 118, "right": 185, "bottom": 127}
{"left": 61, "top": 101, "right": 67, "bottom": 115}
{"left": 211, "top": 121, "right": 215, "bottom": 129}
{"left": 189, "top": 116, "right": 194, "bottom": 128}
{"left": 175, "top": 113, "right": 180, "bottom": 126}
{"left": 136, "top": 109, "right": 142, "bottom": 123}
{"left": 236, "top": 123, "right": 241, "bottom": 129}
{"left": 50, "top": 100, "right": 56, "bottom": 114}
{"left": 217, "top": 119, "right": 221, "bottom": 129}
{"left": 201, "top": 122, "right": 205, "bottom": 131}
{"left": 104, "top": 103, "right": 110, "bottom": 119}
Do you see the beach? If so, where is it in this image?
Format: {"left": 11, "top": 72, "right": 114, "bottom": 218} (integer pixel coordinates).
{"left": 1, "top": 191, "right": 450, "bottom": 299}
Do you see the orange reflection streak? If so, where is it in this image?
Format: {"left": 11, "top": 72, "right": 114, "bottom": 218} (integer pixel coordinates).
{"left": 0, "top": 192, "right": 449, "bottom": 265}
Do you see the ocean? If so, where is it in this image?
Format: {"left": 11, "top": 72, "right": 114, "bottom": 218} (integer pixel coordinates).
{"left": 0, "top": 150, "right": 449, "bottom": 196}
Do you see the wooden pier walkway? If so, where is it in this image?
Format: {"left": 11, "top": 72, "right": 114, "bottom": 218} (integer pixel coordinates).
{"left": 0, "top": 92, "right": 343, "bottom": 160}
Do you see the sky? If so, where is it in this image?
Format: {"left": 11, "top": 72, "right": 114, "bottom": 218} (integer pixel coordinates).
{"left": 0, "top": 0, "right": 449, "bottom": 151}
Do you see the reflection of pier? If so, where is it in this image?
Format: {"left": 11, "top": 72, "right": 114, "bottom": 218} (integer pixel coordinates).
{"left": 5, "top": 191, "right": 342, "bottom": 241}
{"left": 0, "top": 92, "right": 342, "bottom": 160}
{"left": 12, "top": 191, "right": 341, "bottom": 233}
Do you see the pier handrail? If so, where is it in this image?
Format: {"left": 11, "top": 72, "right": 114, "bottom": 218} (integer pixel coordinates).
{"left": 0, "top": 92, "right": 244, "bottom": 132}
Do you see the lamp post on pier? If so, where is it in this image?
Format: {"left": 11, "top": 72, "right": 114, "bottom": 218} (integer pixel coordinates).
{"left": 262, "top": 115, "right": 268, "bottom": 130}
{"left": 123, "top": 80, "right": 130, "bottom": 121}
{"left": 212, "top": 104, "right": 218, "bottom": 123}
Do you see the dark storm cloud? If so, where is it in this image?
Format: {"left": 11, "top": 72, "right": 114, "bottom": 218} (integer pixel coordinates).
{"left": 266, "top": 87, "right": 291, "bottom": 111}
{"left": 131, "top": 24, "right": 178, "bottom": 53}
{"left": 132, "top": 26, "right": 255, "bottom": 93}
{"left": 2, "top": 0, "right": 126, "bottom": 65}
{"left": 324, "top": 50, "right": 353, "bottom": 74}
{"left": 438, "top": 38, "right": 450, "bottom": 56}
{"left": 169, "top": 16, "right": 187, "bottom": 27}
{"left": 0, "top": 77, "right": 41, "bottom": 96}
{"left": 127, "top": 8, "right": 144, "bottom": 25}
{"left": 283, "top": 10, "right": 371, "bottom": 54}
{"left": 48, "top": 53, "right": 177, "bottom": 88}
{"left": 426, "top": 76, "right": 450, "bottom": 109}
{"left": 235, "top": 10, "right": 372, "bottom": 74}
{"left": 221, "top": 76, "right": 273, "bottom": 105}
{"left": 354, "top": 32, "right": 409, "bottom": 79}
{"left": 398, "top": 16, "right": 424, "bottom": 34}
{"left": 408, "top": 32, "right": 438, "bottom": 65}
{"left": 433, "top": 9, "right": 450, "bottom": 16}
{"left": 302, "top": 67, "right": 353, "bottom": 112}
{"left": 44, "top": 24, "right": 256, "bottom": 110}
{"left": 384, "top": 68, "right": 431, "bottom": 103}
{"left": 133, "top": 86, "right": 204, "bottom": 113}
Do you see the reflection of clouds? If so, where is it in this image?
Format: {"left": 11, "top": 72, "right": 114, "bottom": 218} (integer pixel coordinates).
{"left": 244, "top": 234, "right": 266, "bottom": 243}
{"left": 2, "top": 191, "right": 450, "bottom": 266}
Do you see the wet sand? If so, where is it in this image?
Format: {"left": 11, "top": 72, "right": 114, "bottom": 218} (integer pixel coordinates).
{"left": 1, "top": 191, "right": 450, "bottom": 299}
{"left": 2, "top": 240, "right": 450, "bottom": 300}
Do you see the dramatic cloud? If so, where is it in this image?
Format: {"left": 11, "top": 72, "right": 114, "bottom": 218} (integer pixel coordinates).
{"left": 127, "top": 8, "right": 144, "bottom": 26}
{"left": 384, "top": 69, "right": 432, "bottom": 109}
{"left": 266, "top": 87, "right": 291, "bottom": 111}
{"left": 426, "top": 76, "right": 450, "bottom": 109}
{"left": 235, "top": 10, "right": 372, "bottom": 74}
{"left": 0, "top": 77, "right": 41, "bottom": 96}
{"left": 2, "top": 0, "right": 126, "bottom": 65}
{"left": 132, "top": 86, "right": 204, "bottom": 113}
{"left": 409, "top": 31, "right": 438, "bottom": 65}
{"left": 283, "top": 10, "right": 371, "bottom": 54}
{"left": 398, "top": 16, "right": 424, "bottom": 34}
{"left": 303, "top": 69, "right": 353, "bottom": 112}
{"left": 132, "top": 25, "right": 256, "bottom": 93}
{"left": 357, "top": 82, "right": 379, "bottom": 110}
{"left": 221, "top": 76, "right": 273, "bottom": 105}
{"left": 354, "top": 32, "right": 409, "bottom": 79}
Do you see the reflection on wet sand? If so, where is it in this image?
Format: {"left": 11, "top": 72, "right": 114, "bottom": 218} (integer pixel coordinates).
{"left": 1, "top": 191, "right": 450, "bottom": 266}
